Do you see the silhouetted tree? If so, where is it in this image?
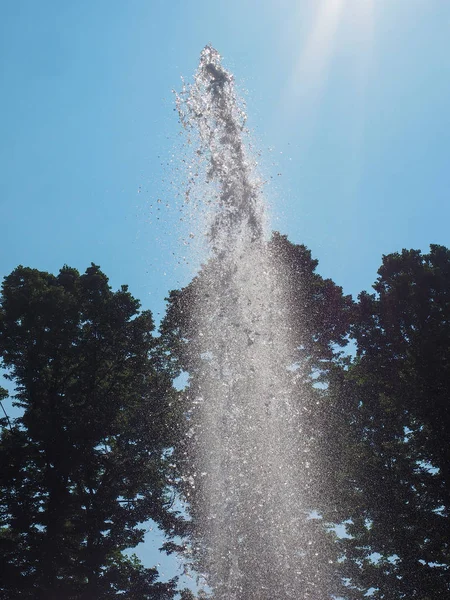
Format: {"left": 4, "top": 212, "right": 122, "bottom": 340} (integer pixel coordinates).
{"left": 328, "top": 245, "right": 450, "bottom": 599}
{"left": 160, "top": 233, "right": 354, "bottom": 599}
{"left": 0, "top": 264, "right": 183, "bottom": 600}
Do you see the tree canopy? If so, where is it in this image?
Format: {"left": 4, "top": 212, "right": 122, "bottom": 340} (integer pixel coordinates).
{"left": 161, "top": 233, "right": 354, "bottom": 599}
{"left": 1, "top": 241, "right": 450, "bottom": 600}
{"left": 0, "top": 264, "right": 182, "bottom": 600}
{"left": 327, "top": 245, "right": 450, "bottom": 599}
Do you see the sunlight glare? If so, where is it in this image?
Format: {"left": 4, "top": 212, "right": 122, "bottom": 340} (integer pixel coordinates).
{"left": 292, "top": 0, "right": 345, "bottom": 97}
{"left": 277, "top": 0, "right": 376, "bottom": 192}
{"left": 278, "top": 0, "right": 375, "bottom": 134}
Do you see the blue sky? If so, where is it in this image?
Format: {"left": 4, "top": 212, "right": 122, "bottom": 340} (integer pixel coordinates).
{"left": 1, "top": 0, "right": 450, "bottom": 587}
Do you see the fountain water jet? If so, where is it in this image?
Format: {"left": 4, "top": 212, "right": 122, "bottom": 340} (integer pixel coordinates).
{"left": 175, "top": 46, "right": 331, "bottom": 600}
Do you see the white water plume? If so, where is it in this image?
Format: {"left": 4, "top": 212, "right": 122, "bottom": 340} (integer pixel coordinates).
{"left": 175, "top": 46, "right": 331, "bottom": 600}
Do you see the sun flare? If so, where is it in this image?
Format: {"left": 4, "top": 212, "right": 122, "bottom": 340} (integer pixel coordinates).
{"left": 279, "top": 0, "right": 375, "bottom": 131}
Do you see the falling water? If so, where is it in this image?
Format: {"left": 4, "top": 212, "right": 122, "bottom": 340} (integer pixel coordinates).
{"left": 175, "top": 46, "right": 331, "bottom": 600}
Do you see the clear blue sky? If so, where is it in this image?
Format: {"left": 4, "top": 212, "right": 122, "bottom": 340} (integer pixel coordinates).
{"left": 1, "top": 0, "right": 449, "bottom": 586}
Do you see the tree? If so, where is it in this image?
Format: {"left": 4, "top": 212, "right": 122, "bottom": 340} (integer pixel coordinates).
{"left": 160, "top": 233, "right": 354, "bottom": 599}
{"left": 0, "top": 264, "right": 183, "bottom": 599}
{"left": 330, "top": 245, "right": 450, "bottom": 599}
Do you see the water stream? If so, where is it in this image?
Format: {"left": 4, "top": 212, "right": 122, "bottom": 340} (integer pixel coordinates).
{"left": 176, "top": 46, "right": 329, "bottom": 600}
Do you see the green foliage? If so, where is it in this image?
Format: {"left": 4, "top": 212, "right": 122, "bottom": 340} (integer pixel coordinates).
{"left": 3, "top": 241, "right": 450, "bottom": 599}
{"left": 161, "top": 234, "right": 354, "bottom": 599}
{"left": 0, "top": 264, "right": 182, "bottom": 599}
{"left": 329, "top": 245, "right": 450, "bottom": 598}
